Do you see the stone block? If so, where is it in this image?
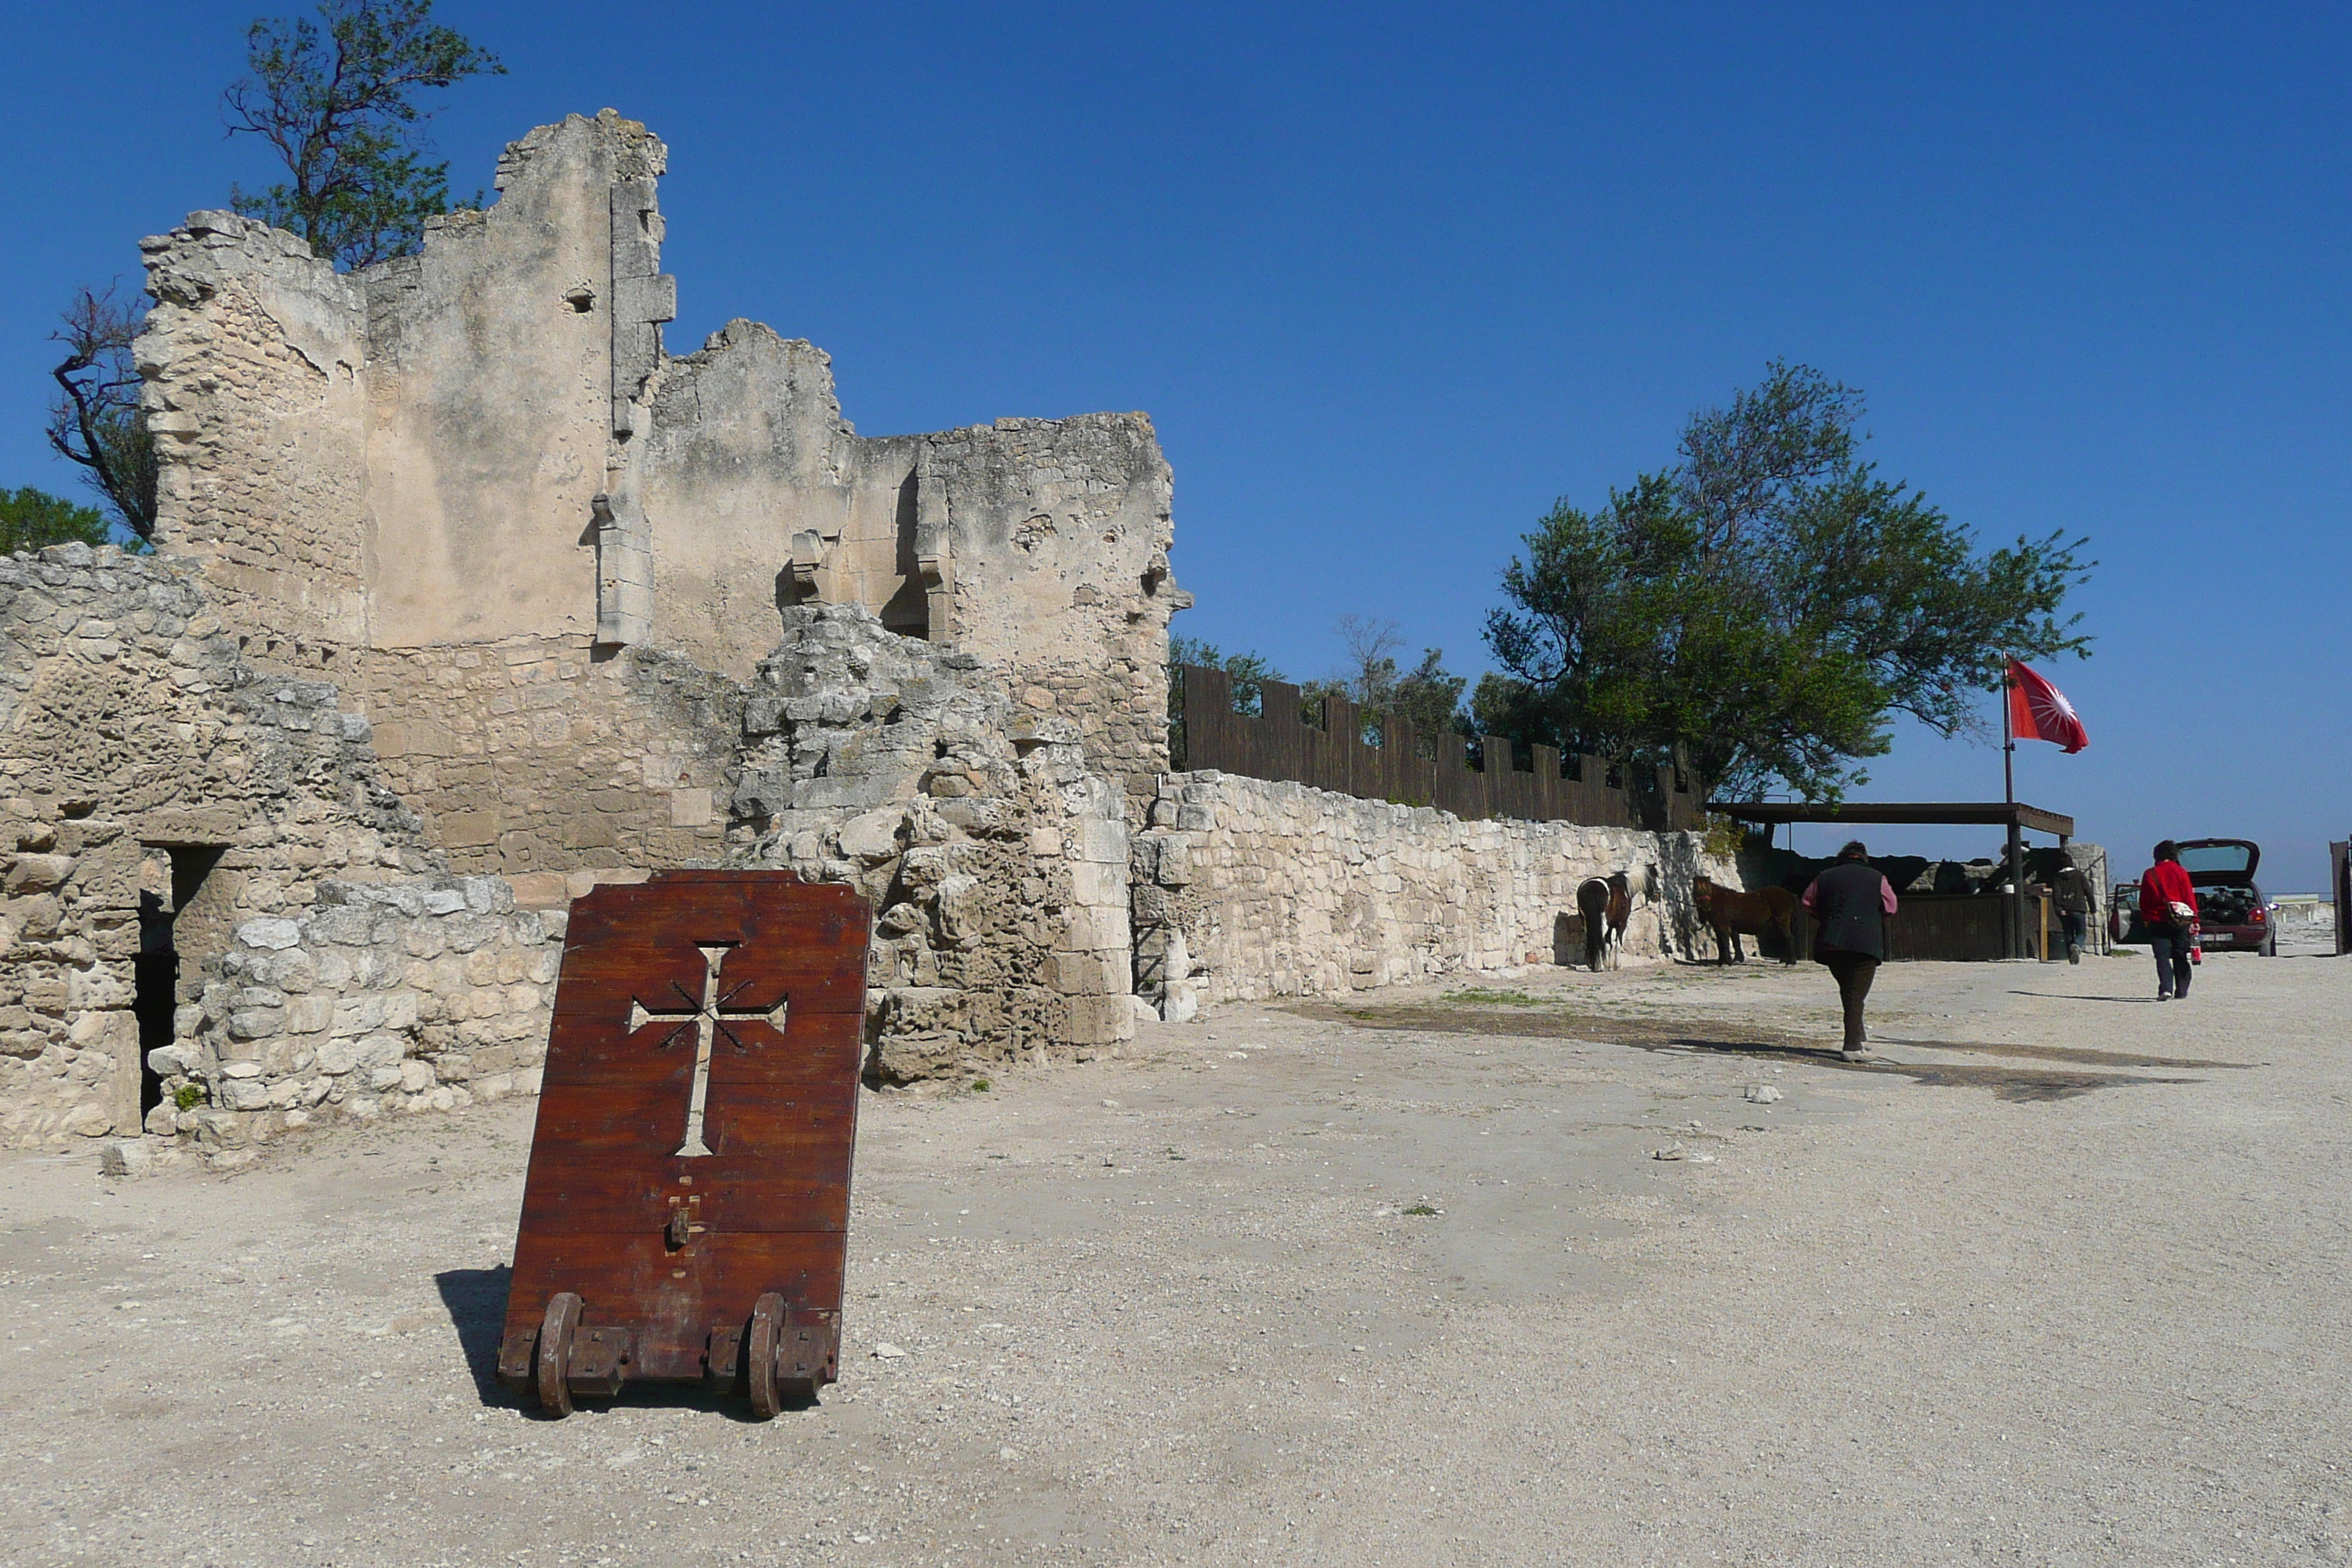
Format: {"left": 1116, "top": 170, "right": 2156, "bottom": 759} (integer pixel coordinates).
{"left": 506, "top": 872, "right": 570, "bottom": 909}
{"left": 284, "top": 994, "right": 333, "bottom": 1034}
{"left": 1055, "top": 995, "right": 1136, "bottom": 1047}
{"left": 1071, "top": 818, "right": 1128, "bottom": 864}
{"left": 1064, "top": 905, "right": 1127, "bottom": 952}
{"left": 236, "top": 917, "right": 304, "bottom": 951}
{"left": 4, "top": 853, "right": 76, "bottom": 893}
{"left": 1046, "top": 949, "right": 1128, "bottom": 996}
{"left": 835, "top": 807, "right": 903, "bottom": 864}
{"left": 668, "top": 788, "right": 713, "bottom": 828}
{"left": 1068, "top": 861, "right": 1127, "bottom": 908}
{"left": 226, "top": 1008, "right": 283, "bottom": 1041}
{"left": 935, "top": 875, "right": 987, "bottom": 945}
{"left": 353, "top": 1033, "right": 404, "bottom": 1070}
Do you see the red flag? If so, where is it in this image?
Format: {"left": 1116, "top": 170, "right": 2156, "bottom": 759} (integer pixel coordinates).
{"left": 2006, "top": 659, "right": 2088, "bottom": 753}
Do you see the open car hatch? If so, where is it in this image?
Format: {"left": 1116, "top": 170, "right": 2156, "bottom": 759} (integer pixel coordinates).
{"left": 2176, "top": 838, "right": 2259, "bottom": 886}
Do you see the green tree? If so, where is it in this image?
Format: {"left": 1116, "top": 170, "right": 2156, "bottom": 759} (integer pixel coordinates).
{"left": 47, "top": 284, "right": 159, "bottom": 540}
{"left": 1482, "top": 362, "right": 2091, "bottom": 800}
{"left": 1169, "top": 633, "right": 1285, "bottom": 717}
{"left": 1308, "top": 615, "right": 1469, "bottom": 751}
{"left": 223, "top": 0, "right": 505, "bottom": 271}
{"left": 0, "top": 487, "right": 111, "bottom": 555}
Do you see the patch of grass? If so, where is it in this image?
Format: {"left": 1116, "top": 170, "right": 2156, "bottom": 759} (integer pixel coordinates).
{"left": 1438, "top": 987, "right": 1550, "bottom": 1007}
{"left": 1403, "top": 1203, "right": 1440, "bottom": 1217}
{"left": 173, "top": 1083, "right": 206, "bottom": 1111}
{"left": 970, "top": 1079, "right": 990, "bottom": 1093}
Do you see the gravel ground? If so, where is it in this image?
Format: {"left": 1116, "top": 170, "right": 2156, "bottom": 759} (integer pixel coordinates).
{"left": 2, "top": 943, "right": 2346, "bottom": 1567}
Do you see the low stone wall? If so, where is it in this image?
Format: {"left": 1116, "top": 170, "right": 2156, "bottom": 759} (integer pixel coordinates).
{"left": 158, "top": 876, "right": 561, "bottom": 1159}
{"left": 1133, "top": 771, "right": 1732, "bottom": 1014}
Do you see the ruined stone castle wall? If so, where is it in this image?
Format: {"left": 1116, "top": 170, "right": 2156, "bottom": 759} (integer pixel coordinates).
{"left": 641, "top": 323, "right": 930, "bottom": 674}
{"left": 1132, "top": 771, "right": 1735, "bottom": 1014}
{"left": 728, "top": 605, "right": 1134, "bottom": 1081}
{"left": 137, "top": 214, "right": 371, "bottom": 648}
{"left": 918, "top": 414, "right": 1182, "bottom": 792}
{"left": 360, "top": 112, "right": 666, "bottom": 650}
{"left": 132, "top": 109, "right": 1176, "bottom": 889}
{"left": 641, "top": 325, "right": 1183, "bottom": 789}
{"left": 0, "top": 544, "right": 543, "bottom": 1150}
{"left": 360, "top": 635, "right": 740, "bottom": 889}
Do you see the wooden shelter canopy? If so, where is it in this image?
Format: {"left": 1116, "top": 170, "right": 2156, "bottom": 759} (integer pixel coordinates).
{"left": 1708, "top": 799, "right": 2076, "bottom": 837}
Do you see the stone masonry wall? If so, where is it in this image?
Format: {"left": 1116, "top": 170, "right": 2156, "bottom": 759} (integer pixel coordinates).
{"left": 137, "top": 212, "right": 372, "bottom": 648}
{"left": 359, "top": 636, "right": 742, "bottom": 890}
{"left": 0, "top": 544, "right": 421, "bottom": 1145}
{"left": 728, "top": 605, "right": 1134, "bottom": 1082}
{"left": 168, "top": 876, "right": 559, "bottom": 1164}
{"left": 918, "top": 414, "right": 1184, "bottom": 795}
{"left": 1133, "top": 770, "right": 1735, "bottom": 1015}
{"left": 0, "top": 544, "right": 560, "bottom": 1156}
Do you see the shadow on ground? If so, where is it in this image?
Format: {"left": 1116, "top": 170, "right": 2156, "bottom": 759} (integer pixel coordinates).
{"left": 1305, "top": 1003, "right": 2217, "bottom": 1101}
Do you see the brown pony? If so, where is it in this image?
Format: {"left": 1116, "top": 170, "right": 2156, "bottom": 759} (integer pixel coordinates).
{"left": 1575, "top": 869, "right": 1648, "bottom": 970}
{"left": 1692, "top": 875, "right": 1797, "bottom": 965}
{"left": 1575, "top": 877, "right": 1613, "bottom": 970}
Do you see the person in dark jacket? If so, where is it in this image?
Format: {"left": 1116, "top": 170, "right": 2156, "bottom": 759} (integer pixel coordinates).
{"left": 2054, "top": 860, "right": 2092, "bottom": 964}
{"left": 2138, "top": 840, "right": 2199, "bottom": 1000}
{"left": 1802, "top": 840, "right": 1897, "bottom": 1061}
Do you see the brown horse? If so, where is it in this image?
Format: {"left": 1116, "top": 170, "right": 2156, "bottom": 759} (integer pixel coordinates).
{"left": 1692, "top": 875, "right": 1796, "bottom": 965}
{"left": 1604, "top": 871, "right": 1634, "bottom": 966}
{"left": 1575, "top": 877, "right": 1613, "bottom": 970}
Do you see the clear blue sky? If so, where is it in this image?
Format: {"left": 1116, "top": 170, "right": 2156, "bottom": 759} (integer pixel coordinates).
{"left": 4, "top": 4, "right": 2346, "bottom": 888}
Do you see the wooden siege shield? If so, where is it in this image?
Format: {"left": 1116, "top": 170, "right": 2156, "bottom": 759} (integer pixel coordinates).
{"left": 496, "top": 870, "right": 870, "bottom": 1417}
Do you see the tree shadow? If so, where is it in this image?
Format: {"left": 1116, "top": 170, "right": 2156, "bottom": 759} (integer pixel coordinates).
{"left": 2006, "top": 990, "right": 2160, "bottom": 1004}
{"left": 1642, "top": 1036, "right": 2199, "bottom": 1101}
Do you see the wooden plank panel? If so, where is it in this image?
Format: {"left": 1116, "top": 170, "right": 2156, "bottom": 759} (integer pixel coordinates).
{"left": 517, "top": 1157, "right": 850, "bottom": 1236}
{"left": 503, "top": 870, "right": 870, "bottom": 1392}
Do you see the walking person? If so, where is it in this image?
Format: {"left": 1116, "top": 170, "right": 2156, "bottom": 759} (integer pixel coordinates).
{"left": 2054, "top": 859, "right": 2092, "bottom": 963}
{"left": 2140, "top": 840, "right": 2200, "bottom": 1000}
{"left": 1802, "top": 840, "right": 1897, "bottom": 1062}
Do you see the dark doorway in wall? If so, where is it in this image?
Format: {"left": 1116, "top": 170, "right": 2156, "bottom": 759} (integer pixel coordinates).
{"left": 133, "top": 845, "right": 227, "bottom": 1123}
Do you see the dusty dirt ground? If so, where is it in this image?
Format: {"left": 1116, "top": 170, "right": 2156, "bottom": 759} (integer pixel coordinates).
{"left": 4, "top": 941, "right": 2347, "bottom": 1567}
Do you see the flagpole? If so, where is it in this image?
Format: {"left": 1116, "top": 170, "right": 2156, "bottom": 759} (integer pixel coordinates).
{"left": 2002, "top": 660, "right": 2023, "bottom": 959}
{"left": 2002, "top": 662, "right": 2015, "bottom": 810}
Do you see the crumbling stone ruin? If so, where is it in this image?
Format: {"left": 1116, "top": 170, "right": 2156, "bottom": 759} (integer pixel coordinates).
{"left": 1, "top": 108, "right": 1722, "bottom": 1156}
{"left": 0, "top": 544, "right": 559, "bottom": 1155}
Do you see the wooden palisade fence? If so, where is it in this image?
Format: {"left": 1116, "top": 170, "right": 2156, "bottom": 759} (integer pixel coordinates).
{"left": 1176, "top": 664, "right": 1705, "bottom": 831}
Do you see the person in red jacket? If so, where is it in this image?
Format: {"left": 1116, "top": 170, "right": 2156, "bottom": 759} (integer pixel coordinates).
{"left": 2138, "top": 840, "right": 2199, "bottom": 1000}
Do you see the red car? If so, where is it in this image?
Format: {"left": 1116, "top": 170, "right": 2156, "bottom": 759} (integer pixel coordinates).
{"left": 2113, "top": 839, "right": 2274, "bottom": 956}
